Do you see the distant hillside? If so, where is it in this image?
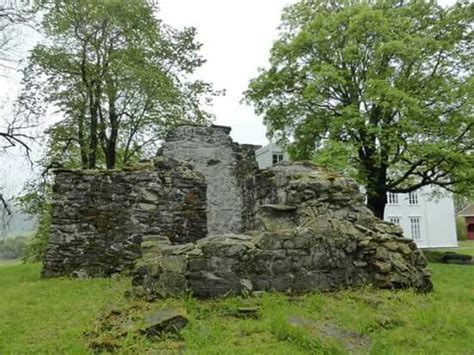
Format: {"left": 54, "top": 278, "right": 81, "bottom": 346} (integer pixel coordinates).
{"left": 2, "top": 208, "right": 36, "bottom": 239}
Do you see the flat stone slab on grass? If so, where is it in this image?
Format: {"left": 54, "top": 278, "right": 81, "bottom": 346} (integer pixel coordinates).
{"left": 423, "top": 250, "right": 474, "bottom": 265}
{"left": 142, "top": 308, "right": 189, "bottom": 336}
{"left": 288, "top": 316, "right": 372, "bottom": 353}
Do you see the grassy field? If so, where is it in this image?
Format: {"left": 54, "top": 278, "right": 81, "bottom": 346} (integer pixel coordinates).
{"left": 1, "top": 258, "right": 473, "bottom": 354}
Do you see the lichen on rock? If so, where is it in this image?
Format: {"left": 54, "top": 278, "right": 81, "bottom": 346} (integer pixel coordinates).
{"left": 42, "top": 157, "right": 207, "bottom": 278}
{"left": 131, "top": 161, "right": 432, "bottom": 299}
{"left": 42, "top": 124, "right": 432, "bottom": 296}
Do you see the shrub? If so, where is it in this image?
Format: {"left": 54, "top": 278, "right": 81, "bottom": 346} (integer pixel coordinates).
{"left": 456, "top": 217, "right": 467, "bottom": 241}
{"left": 22, "top": 205, "right": 51, "bottom": 263}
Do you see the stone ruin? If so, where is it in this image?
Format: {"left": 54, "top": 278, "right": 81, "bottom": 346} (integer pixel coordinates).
{"left": 42, "top": 125, "right": 433, "bottom": 296}
{"left": 43, "top": 158, "right": 207, "bottom": 277}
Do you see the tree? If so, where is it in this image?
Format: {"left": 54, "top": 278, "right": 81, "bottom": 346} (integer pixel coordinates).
{"left": 24, "top": 0, "right": 217, "bottom": 170}
{"left": 245, "top": 0, "right": 473, "bottom": 218}
{"left": 0, "top": 1, "right": 34, "bottom": 221}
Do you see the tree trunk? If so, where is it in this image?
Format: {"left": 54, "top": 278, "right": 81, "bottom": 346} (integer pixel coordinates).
{"left": 77, "top": 108, "right": 89, "bottom": 169}
{"left": 88, "top": 97, "right": 98, "bottom": 169}
{"left": 105, "top": 131, "right": 117, "bottom": 169}
{"left": 359, "top": 143, "right": 388, "bottom": 219}
{"left": 367, "top": 188, "right": 387, "bottom": 219}
{"left": 105, "top": 80, "right": 118, "bottom": 170}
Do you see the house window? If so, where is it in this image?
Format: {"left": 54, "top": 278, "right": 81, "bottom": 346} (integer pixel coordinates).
{"left": 408, "top": 191, "right": 419, "bottom": 205}
{"left": 387, "top": 192, "right": 399, "bottom": 205}
{"left": 272, "top": 153, "right": 284, "bottom": 165}
{"left": 410, "top": 217, "right": 422, "bottom": 241}
{"left": 389, "top": 217, "right": 401, "bottom": 226}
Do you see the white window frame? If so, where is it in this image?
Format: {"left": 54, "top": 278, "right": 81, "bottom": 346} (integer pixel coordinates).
{"left": 387, "top": 192, "right": 399, "bottom": 205}
{"left": 389, "top": 216, "right": 401, "bottom": 226}
{"left": 272, "top": 152, "right": 284, "bottom": 165}
{"left": 408, "top": 191, "right": 419, "bottom": 205}
{"left": 409, "top": 216, "right": 422, "bottom": 241}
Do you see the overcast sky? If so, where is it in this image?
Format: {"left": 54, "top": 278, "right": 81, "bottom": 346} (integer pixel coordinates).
{"left": 0, "top": 0, "right": 455, "bottom": 196}
{"left": 158, "top": 0, "right": 299, "bottom": 144}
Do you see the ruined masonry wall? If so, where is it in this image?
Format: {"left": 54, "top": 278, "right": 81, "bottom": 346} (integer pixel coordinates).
{"left": 132, "top": 162, "right": 433, "bottom": 299}
{"left": 158, "top": 125, "right": 259, "bottom": 235}
{"left": 42, "top": 158, "right": 207, "bottom": 278}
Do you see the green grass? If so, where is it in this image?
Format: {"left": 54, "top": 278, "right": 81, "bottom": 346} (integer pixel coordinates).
{"left": 1, "top": 261, "right": 473, "bottom": 354}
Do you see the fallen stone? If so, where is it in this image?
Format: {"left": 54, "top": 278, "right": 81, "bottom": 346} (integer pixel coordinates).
{"left": 237, "top": 307, "right": 260, "bottom": 318}
{"left": 141, "top": 308, "right": 189, "bottom": 336}
{"left": 441, "top": 252, "right": 472, "bottom": 263}
{"left": 288, "top": 316, "right": 372, "bottom": 353}
{"left": 423, "top": 250, "right": 473, "bottom": 265}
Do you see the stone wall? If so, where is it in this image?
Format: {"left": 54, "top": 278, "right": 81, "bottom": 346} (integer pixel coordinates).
{"left": 42, "top": 158, "right": 207, "bottom": 278}
{"left": 132, "top": 162, "right": 432, "bottom": 299}
{"left": 43, "top": 125, "right": 433, "bottom": 298}
{"left": 245, "top": 162, "right": 371, "bottom": 230}
{"left": 158, "top": 125, "right": 259, "bottom": 235}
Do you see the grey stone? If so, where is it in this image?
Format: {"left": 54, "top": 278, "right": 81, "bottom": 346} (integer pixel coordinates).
{"left": 142, "top": 308, "right": 188, "bottom": 336}
{"left": 42, "top": 157, "right": 207, "bottom": 278}
{"left": 43, "top": 125, "right": 432, "bottom": 297}
{"left": 131, "top": 161, "right": 432, "bottom": 298}
{"left": 158, "top": 125, "right": 259, "bottom": 235}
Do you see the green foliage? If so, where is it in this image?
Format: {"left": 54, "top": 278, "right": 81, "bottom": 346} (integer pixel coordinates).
{"left": 21, "top": 205, "right": 51, "bottom": 262}
{"left": 456, "top": 217, "right": 467, "bottom": 241}
{"left": 2, "top": 251, "right": 474, "bottom": 353}
{"left": 23, "top": 0, "right": 218, "bottom": 169}
{"left": 310, "top": 141, "right": 359, "bottom": 178}
{"left": 245, "top": 0, "right": 473, "bottom": 215}
{"left": 17, "top": 179, "right": 52, "bottom": 262}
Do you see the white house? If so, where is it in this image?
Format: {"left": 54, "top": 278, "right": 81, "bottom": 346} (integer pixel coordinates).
{"left": 255, "top": 143, "right": 458, "bottom": 249}
{"left": 255, "top": 143, "right": 289, "bottom": 169}
{"left": 384, "top": 188, "right": 457, "bottom": 248}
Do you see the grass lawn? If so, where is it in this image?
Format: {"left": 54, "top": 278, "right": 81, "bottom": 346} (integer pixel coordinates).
{"left": 1, "top": 261, "right": 473, "bottom": 354}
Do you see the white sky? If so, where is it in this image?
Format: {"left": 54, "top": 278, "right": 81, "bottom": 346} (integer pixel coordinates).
{"left": 158, "top": 0, "right": 298, "bottom": 144}
{"left": 0, "top": 0, "right": 455, "bottom": 196}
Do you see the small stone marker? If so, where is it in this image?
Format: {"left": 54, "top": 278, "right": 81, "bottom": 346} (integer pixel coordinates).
{"left": 237, "top": 306, "right": 260, "bottom": 318}
{"left": 142, "top": 308, "right": 188, "bottom": 336}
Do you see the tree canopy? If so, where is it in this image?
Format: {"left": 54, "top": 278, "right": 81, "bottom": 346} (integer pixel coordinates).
{"left": 24, "top": 0, "right": 218, "bottom": 170}
{"left": 245, "top": 0, "right": 473, "bottom": 217}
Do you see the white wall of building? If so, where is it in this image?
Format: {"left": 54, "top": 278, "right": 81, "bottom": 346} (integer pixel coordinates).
{"left": 256, "top": 144, "right": 458, "bottom": 249}
{"left": 385, "top": 187, "right": 458, "bottom": 248}
{"left": 255, "top": 143, "right": 289, "bottom": 169}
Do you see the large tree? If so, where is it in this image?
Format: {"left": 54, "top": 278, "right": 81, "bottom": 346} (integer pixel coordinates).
{"left": 24, "top": 0, "right": 216, "bottom": 170}
{"left": 1, "top": 1, "right": 34, "bottom": 220}
{"left": 245, "top": 0, "right": 473, "bottom": 218}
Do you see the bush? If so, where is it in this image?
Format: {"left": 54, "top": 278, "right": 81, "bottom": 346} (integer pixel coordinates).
{"left": 22, "top": 205, "right": 51, "bottom": 263}
{"left": 456, "top": 217, "right": 467, "bottom": 241}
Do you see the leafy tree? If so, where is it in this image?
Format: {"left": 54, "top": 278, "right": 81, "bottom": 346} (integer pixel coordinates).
{"left": 24, "top": 0, "right": 217, "bottom": 170}
{"left": 0, "top": 1, "right": 34, "bottom": 221}
{"left": 245, "top": 0, "right": 473, "bottom": 218}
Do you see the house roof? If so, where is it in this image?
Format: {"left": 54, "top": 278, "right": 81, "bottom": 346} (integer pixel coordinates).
{"left": 458, "top": 204, "right": 474, "bottom": 217}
